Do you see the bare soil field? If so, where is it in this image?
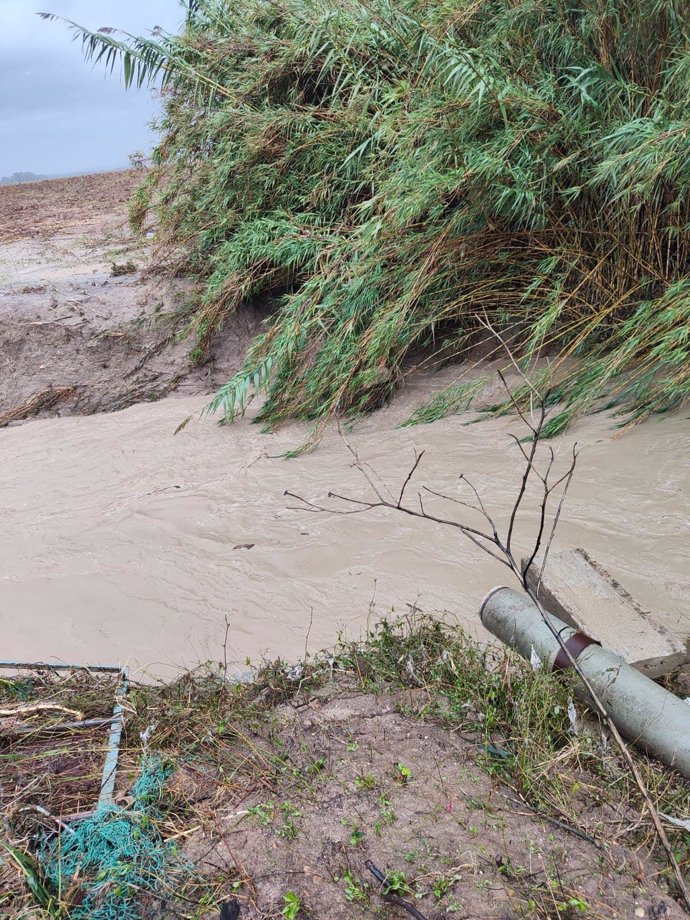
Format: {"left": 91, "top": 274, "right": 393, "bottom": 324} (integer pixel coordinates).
{"left": 0, "top": 170, "right": 264, "bottom": 421}
{"left": 0, "top": 171, "right": 139, "bottom": 243}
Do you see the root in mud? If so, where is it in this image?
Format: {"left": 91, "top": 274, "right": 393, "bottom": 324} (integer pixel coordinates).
{"left": 0, "top": 387, "right": 75, "bottom": 428}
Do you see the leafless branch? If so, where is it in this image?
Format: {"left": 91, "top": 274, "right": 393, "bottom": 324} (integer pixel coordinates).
{"left": 284, "top": 356, "right": 690, "bottom": 911}
{"left": 398, "top": 450, "right": 425, "bottom": 507}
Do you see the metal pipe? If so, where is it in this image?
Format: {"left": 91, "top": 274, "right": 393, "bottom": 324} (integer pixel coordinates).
{"left": 98, "top": 668, "right": 129, "bottom": 810}
{"left": 480, "top": 587, "right": 690, "bottom": 778}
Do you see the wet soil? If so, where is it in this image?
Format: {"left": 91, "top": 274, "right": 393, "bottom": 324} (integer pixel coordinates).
{"left": 2, "top": 675, "right": 685, "bottom": 920}
{"left": 177, "top": 684, "right": 685, "bottom": 920}
{"left": 0, "top": 170, "right": 265, "bottom": 420}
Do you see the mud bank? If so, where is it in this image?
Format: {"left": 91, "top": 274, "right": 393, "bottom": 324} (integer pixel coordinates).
{"left": 0, "top": 171, "right": 264, "bottom": 419}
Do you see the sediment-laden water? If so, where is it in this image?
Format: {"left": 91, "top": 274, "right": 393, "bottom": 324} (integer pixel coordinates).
{"left": 1, "top": 372, "right": 687, "bottom": 677}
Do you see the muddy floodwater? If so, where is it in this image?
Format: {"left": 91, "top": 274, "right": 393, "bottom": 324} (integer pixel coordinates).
{"left": 1, "top": 375, "right": 688, "bottom": 677}
{"left": 1, "top": 174, "right": 688, "bottom": 677}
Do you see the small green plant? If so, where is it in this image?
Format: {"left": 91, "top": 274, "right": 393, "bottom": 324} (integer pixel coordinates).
{"left": 382, "top": 870, "right": 412, "bottom": 897}
{"left": 355, "top": 772, "right": 377, "bottom": 791}
{"left": 110, "top": 260, "right": 137, "bottom": 277}
{"left": 432, "top": 874, "right": 457, "bottom": 900}
{"left": 349, "top": 826, "right": 365, "bottom": 846}
{"left": 0, "top": 841, "right": 56, "bottom": 912}
{"left": 555, "top": 896, "right": 589, "bottom": 913}
{"left": 277, "top": 800, "right": 302, "bottom": 839}
{"left": 0, "top": 677, "right": 33, "bottom": 700}
{"left": 467, "top": 795, "right": 493, "bottom": 813}
{"left": 395, "top": 762, "right": 412, "bottom": 784}
{"left": 282, "top": 890, "right": 303, "bottom": 918}
{"left": 248, "top": 801, "right": 275, "bottom": 828}
{"left": 378, "top": 793, "right": 396, "bottom": 825}
{"left": 343, "top": 871, "right": 367, "bottom": 902}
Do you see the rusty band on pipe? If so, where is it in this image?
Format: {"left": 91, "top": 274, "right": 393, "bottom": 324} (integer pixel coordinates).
{"left": 552, "top": 632, "right": 601, "bottom": 672}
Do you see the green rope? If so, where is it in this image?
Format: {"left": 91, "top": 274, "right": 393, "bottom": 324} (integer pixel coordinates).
{"left": 39, "top": 756, "right": 177, "bottom": 920}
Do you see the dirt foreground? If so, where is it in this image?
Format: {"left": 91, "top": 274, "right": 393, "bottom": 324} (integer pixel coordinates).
{"left": 0, "top": 170, "right": 263, "bottom": 421}
{"left": 2, "top": 640, "right": 689, "bottom": 920}
{"left": 182, "top": 684, "right": 684, "bottom": 920}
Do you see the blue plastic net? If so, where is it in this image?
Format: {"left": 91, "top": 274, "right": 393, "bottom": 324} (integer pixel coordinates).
{"left": 39, "top": 756, "right": 178, "bottom": 920}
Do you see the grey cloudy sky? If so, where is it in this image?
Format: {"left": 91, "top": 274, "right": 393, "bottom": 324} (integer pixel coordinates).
{"left": 0, "top": 0, "right": 185, "bottom": 178}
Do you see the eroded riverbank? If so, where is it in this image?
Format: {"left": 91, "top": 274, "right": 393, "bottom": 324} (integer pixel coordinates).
{"left": 0, "top": 171, "right": 264, "bottom": 419}
{"left": 1, "top": 173, "right": 687, "bottom": 677}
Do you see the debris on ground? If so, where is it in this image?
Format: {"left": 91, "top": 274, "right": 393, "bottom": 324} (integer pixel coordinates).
{"left": 2, "top": 619, "right": 690, "bottom": 919}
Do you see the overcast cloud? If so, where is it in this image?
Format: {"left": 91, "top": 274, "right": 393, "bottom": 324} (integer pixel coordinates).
{"left": 0, "top": 0, "right": 184, "bottom": 177}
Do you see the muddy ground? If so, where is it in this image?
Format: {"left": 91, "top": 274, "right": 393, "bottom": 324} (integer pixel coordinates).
{"left": 1, "top": 670, "right": 686, "bottom": 920}
{"left": 0, "top": 170, "right": 264, "bottom": 421}
{"left": 179, "top": 685, "right": 683, "bottom": 920}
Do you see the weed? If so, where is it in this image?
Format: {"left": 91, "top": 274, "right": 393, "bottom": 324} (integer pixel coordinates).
{"left": 342, "top": 871, "right": 367, "bottom": 903}
{"left": 0, "top": 678, "right": 33, "bottom": 701}
{"left": 248, "top": 801, "right": 275, "bottom": 828}
{"left": 431, "top": 874, "right": 459, "bottom": 900}
{"left": 307, "top": 756, "right": 327, "bottom": 775}
{"left": 282, "top": 891, "right": 303, "bottom": 918}
{"left": 395, "top": 762, "right": 412, "bottom": 784}
{"left": 355, "top": 772, "right": 377, "bottom": 791}
{"left": 381, "top": 870, "right": 412, "bottom": 898}
{"left": 378, "top": 793, "right": 397, "bottom": 826}
{"left": 556, "top": 896, "right": 589, "bottom": 914}
{"left": 347, "top": 824, "right": 365, "bottom": 847}
{"left": 111, "top": 260, "right": 137, "bottom": 277}
{"left": 277, "top": 801, "right": 302, "bottom": 839}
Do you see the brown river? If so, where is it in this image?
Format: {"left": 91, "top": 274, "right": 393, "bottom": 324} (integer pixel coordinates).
{"left": 1, "top": 372, "right": 688, "bottom": 678}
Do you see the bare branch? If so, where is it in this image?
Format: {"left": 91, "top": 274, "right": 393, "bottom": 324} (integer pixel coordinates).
{"left": 398, "top": 450, "right": 425, "bottom": 507}
{"left": 505, "top": 402, "right": 543, "bottom": 556}
{"left": 535, "top": 444, "right": 579, "bottom": 597}
{"left": 496, "top": 367, "right": 540, "bottom": 436}
{"left": 284, "top": 344, "right": 690, "bottom": 911}
{"left": 479, "top": 315, "right": 541, "bottom": 404}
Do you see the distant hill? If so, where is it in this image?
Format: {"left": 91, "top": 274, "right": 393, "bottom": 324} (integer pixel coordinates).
{"left": 1, "top": 171, "right": 51, "bottom": 186}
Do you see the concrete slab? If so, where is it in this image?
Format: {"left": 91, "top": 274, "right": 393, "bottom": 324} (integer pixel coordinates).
{"left": 522, "top": 548, "right": 688, "bottom": 679}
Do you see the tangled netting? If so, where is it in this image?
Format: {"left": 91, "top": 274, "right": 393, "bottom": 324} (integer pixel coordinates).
{"left": 40, "top": 756, "right": 177, "bottom": 920}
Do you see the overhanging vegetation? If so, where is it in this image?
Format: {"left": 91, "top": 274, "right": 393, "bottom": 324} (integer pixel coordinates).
{"left": 45, "top": 0, "right": 690, "bottom": 431}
